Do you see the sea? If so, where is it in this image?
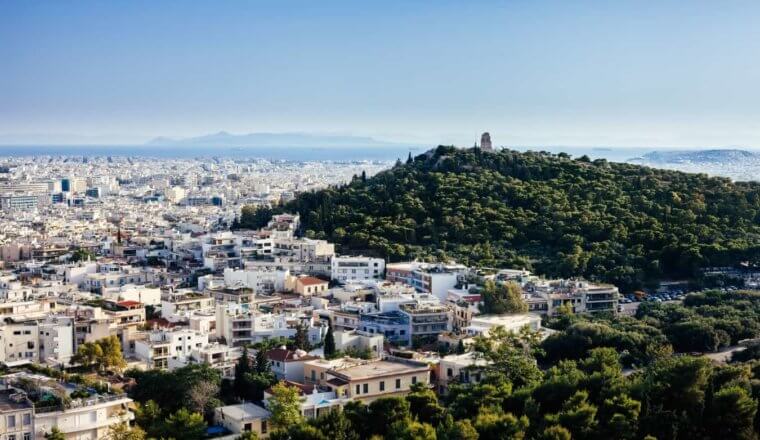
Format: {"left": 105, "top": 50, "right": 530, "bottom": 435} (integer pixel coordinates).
{"left": 0, "top": 145, "right": 660, "bottom": 163}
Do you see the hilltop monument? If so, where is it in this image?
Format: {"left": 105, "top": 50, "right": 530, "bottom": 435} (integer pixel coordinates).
{"left": 480, "top": 132, "right": 493, "bottom": 151}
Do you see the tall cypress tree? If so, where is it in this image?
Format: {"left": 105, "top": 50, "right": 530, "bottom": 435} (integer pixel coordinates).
{"left": 294, "top": 323, "right": 310, "bottom": 351}
{"left": 324, "top": 324, "right": 336, "bottom": 359}
{"left": 234, "top": 347, "right": 251, "bottom": 399}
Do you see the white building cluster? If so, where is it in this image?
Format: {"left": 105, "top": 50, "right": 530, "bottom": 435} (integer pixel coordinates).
{"left": 0, "top": 153, "right": 624, "bottom": 438}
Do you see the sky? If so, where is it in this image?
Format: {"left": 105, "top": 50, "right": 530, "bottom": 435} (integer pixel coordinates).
{"left": 1, "top": 0, "right": 760, "bottom": 148}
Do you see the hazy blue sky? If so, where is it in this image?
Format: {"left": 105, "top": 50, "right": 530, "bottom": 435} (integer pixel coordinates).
{"left": 2, "top": 1, "right": 760, "bottom": 147}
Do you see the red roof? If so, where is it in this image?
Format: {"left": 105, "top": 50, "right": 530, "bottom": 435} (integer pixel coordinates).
{"left": 117, "top": 300, "right": 142, "bottom": 308}
{"left": 298, "top": 276, "right": 328, "bottom": 286}
{"left": 266, "top": 380, "right": 316, "bottom": 395}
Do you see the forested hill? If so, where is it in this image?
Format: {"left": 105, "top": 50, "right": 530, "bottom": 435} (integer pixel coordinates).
{"left": 282, "top": 146, "right": 760, "bottom": 291}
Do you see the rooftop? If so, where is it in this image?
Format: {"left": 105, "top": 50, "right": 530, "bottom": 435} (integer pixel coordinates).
{"left": 331, "top": 358, "right": 429, "bottom": 381}
{"left": 0, "top": 389, "right": 33, "bottom": 412}
{"left": 217, "top": 402, "right": 271, "bottom": 420}
{"left": 298, "top": 276, "right": 329, "bottom": 286}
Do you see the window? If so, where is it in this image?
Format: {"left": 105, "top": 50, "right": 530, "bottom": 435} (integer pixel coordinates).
{"left": 261, "top": 420, "right": 268, "bottom": 433}
{"left": 379, "top": 381, "right": 385, "bottom": 391}
{"left": 412, "top": 376, "right": 417, "bottom": 385}
{"left": 7, "top": 415, "right": 15, "bottom": 427}
{"left": 244, "top": 423, "right": 252, "bottom": 431}
{"left": 363, "top": 383, "right": 368, "bottom": 393}
{"left": 396, "top": 379, "right": 401, "bottom": 389}
{"left": 24, "top": 434, "right": 31, "bottom": 440}
{"left": 447, "top": 368, "right": 453, "bottom": 378}
{"left": 22, "top": 413, "right": 30, "bottom": 425}
{"left": 311, "top": 370, "right": 316, "bottom": 381}
{"left": 8, "top": 435, "right": 16, "bottom": 440}
{"left": 356, "top": 384, "right": 360, "bottom": 395}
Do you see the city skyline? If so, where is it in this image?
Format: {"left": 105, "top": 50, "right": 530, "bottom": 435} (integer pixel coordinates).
{"left": 2, "top": 1, "right": 760, "bottom": 148}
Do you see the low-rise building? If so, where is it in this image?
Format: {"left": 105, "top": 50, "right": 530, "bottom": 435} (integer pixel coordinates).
{"left": 215, "top": 403, "right": 271, "bottom": 438}
{"left": 266, "top": 348, "right": 319, "bottom": 382}
{"left": 333, "top": 329, "right": 384, "bottom": 359}
{"left": 318, "top": 357, "right": 431, "bottom": 403}
{"left": 437, "top": 352, "right": 489, "bottom": 394}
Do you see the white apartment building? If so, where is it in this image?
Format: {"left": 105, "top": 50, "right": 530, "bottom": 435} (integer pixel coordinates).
{"left": 215, "top": 303, "right": 297, "bottom": 347}
{"left": 463, "top": 313, "right": 542, "bottom": 337}
{"left": 0, "top": 322, "right": 38, "bottom": 366}
{"left": 169, "top": 343, "right": 242, "bottom": 377}
{"left": 38, "top": 316, "right": 75, "bottom": 366}
{"left": 101, "top": 284, "right": 161, "bottom": 306}
{"left": 331, "top": 256, "right": 385, "bottom": 283}
{"left": 386, "top": 262, "right": 467, "bottom": 301}
{"left": 224, "top": 267, "right": 289, "bottom": 294}
{"left": 134, "top": 328, "right": 209, "bottom": 370}
{"left": 161, "top": 292, "right": 215, "bottom": 323}
{"left": 34, "top": 393, "right": 134, "bottom": 440}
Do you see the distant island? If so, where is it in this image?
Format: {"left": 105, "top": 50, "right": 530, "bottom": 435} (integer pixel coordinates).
{"left": 630, "top": 149, "right": 760, "bottom": 164}
{"left": 147, "top": 131, "right": 411, "bottom": 148}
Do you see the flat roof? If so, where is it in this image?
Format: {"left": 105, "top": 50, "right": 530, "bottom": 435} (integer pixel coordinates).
{"left": 218, "top": 402, "right": 270, "bottom": 420}
{"left": 332, "top": 359, "right": 428, "bottom": 381}
{"left": 0, "top": 389, "right": 32, "bottom": 412}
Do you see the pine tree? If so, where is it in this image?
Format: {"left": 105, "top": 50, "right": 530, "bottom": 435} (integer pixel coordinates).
{"left": 254, "top": 349, "right": 270, "bottom": 374}
{"left": 324, "top": 324, "right": 336, "bottom": 359}
{"left": 407, "top": 152, "right": 413, "bottom": 164}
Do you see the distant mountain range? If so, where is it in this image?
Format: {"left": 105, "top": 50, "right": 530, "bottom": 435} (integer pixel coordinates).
{"left": 631, "top": 149, "right": 760, "bottom": 164}
{"left": 146, "top": 131, "right": 409, "bottom": 148}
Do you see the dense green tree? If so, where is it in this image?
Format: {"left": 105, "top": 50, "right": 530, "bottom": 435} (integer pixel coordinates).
{"left": 407, "top": 382, "right": 447, "bottom": 425}
{"left": 536, "top": 425, "right": 571, "bottom": 440}
{"left": 268, "top": 382, "right": 305, "bottom": 432}
{"left": 387, "top": 419, "right": 438, "bottom": 440}
{"left": 479, "top": 280, "right": 528, "bottom": 314}
{"left": 236, "top": 205, "right": 275, "bottom": 230}
{"left": 106, "top": 423, "right": 146, "bottom": 440}
{"left": 134, "top": 400, "right": 162, "bottom": 437}
{"left": 342, "top": 401, "right": 371, "bottom": 439}
{"left": 127, "top": 364, "right": 222, "bottom": 415}
{"left": 706, "top": 385, "right": 758, "bottom": 440}
{"left": 45, "top": 428, "right": 66, "bottom": 440}
{"left": 437, "top": 415, "right": 479, "bottom": 440}
{"left": 160, "top": 408, "right": 207, "bottom": 440}
{"left": 473, "top": 406, "right": 529, "bottom": 440}
{"left": 367, "top": 397, "right": 412, "bottom": 437}
{"left": 309, "top": 409, "right": 359, "bottom": 440}
{"left": 269, "top": 424, "right": 328, "bottom": 440}
{"left": 637, "top": 356, "right": 713, "bottom": 439}
{"left": 72, "top": 335, "right": 126, "bottom": 372}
